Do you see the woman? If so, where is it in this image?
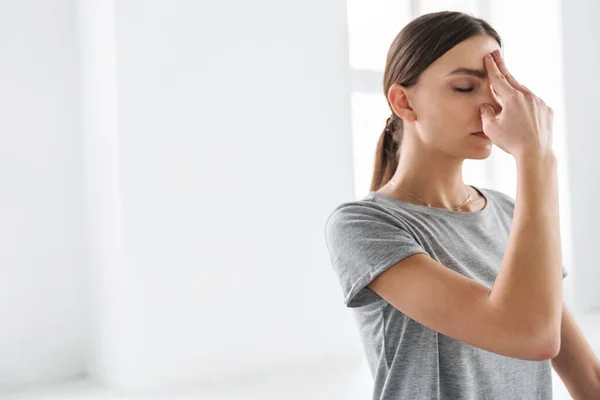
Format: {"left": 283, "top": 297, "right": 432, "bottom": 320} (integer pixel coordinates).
{"left": 324, "top": 11, "right": 600, "bottom": 400}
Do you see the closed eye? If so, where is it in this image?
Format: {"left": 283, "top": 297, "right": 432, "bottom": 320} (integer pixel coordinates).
{"left": 453, "top": 87, "right": 474, "bottom": 93}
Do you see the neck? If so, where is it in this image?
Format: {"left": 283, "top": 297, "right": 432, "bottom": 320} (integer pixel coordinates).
{"left": 386, "top": 137, "right": 469, "bottom": 209}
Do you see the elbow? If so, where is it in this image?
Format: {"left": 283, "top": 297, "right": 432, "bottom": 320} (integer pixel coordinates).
{"left": 531, "top": 337, "right": 560, "bottom": 361}
{"left": 527, "top": 326, "right": 561, "bottom": 361}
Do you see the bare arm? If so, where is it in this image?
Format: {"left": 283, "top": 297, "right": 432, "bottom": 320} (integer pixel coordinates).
{"left": 552, "top": 302, "right": 600, "bottom": 399}
{"left": 488, "top": 152, "right": 564, "bottom": 357}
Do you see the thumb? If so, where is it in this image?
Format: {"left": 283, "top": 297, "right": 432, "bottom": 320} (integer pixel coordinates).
{"left": 479, "top": 104, "right": 497, "bottom": 124}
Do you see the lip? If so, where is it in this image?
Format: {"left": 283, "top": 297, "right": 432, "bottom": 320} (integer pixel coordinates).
{"left": 472, "top": 132, "right": 489, "bottom": 139}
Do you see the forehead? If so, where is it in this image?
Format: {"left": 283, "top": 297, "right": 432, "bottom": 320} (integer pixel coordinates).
{"left": 420, "top": 35, "right": 501, "bottom": 81}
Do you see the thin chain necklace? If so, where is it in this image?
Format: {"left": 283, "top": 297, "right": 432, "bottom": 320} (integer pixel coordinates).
{"left": 388, "top": 180, "right": 473, "bottom": 212}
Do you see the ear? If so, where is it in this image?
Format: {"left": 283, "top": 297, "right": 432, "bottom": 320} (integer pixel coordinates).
{"left": 388, "top": 83, "right": 417, "bottom": 122}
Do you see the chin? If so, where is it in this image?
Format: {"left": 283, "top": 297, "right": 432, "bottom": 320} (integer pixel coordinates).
{"left": 466, "top": 147, "right": 493, "bottom": 160}
{"left": 453, "top": 142, "right": 493, "bottom": 160}
{"left": 468, "top": 153, "right": 492, "bottom": 160}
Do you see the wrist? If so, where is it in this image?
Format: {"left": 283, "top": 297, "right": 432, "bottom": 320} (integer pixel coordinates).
{"left": 515, "top": 149, "right": 557, "bottom": 171}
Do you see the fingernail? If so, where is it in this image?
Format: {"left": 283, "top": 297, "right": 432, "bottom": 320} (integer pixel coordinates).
{"left": 486, "top": 54, "right": 493, "bottom": 61}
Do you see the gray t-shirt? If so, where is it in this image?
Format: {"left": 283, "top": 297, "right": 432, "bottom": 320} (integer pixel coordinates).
{"left": 324, "top": 186, "right": 567, "bottom": 400}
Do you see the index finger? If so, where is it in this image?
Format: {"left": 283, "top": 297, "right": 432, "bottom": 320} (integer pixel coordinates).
{"left": 491, "top": 50, "right": 530, "bottom": 95}
{"left": 484, "top": 53, "right": 516, "bottom": 100}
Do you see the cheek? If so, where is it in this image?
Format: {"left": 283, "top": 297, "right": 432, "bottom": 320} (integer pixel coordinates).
{"left": 427, "top": 92, "right": 469, "bottom": 112}
{"left": 414, "top": 94, "right": 473, "bottom": 137}
{"left": 414, "top": 94, "right": 447, "bottom": 120}
{"left": 425, "top": 105, "right": 474, "bottom": 140}
{"left": 423, "top": 96, "right": 470, "bottom": 124}
{"left": 442, "top": 96, "right": 481, "bottom": 123}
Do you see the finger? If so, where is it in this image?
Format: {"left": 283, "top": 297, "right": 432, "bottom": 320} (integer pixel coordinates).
{"left": 520, "top": 84, "right": 535, "bottom": 97}
{"left": 484, "top": 54, "right": 515, "bottom": 100}
{"left": 479, "top": 104, "right": 498, "bottom": 124}
{"left": 491, "top": 50, "right": 530, "bottom": 95}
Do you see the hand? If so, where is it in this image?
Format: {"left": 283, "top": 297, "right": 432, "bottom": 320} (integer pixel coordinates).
{"left": 479, "top": 50, "right": 555, "bottom": 161}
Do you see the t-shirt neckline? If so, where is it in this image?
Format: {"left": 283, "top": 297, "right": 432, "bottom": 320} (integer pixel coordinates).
{"left": 368, "top": 185, "right": 491, "bottom": 219}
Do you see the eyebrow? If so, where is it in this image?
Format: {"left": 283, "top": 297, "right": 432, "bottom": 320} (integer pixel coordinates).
{"left": 447, "top": 67, "right": 487, "bottom": 79}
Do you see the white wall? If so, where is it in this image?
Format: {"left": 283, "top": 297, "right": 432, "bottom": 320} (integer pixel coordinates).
{"left": 0, "top": 0, "right": 360, "bottom": 394}
{"left": 562, "top": 0, "right": 600, "bottom": 312}
{"left": 80, "top": 0, "right": 360, "bottom": 393}
{"left": 77, "top": 0, "right": 132, "bottom": 388}
{"left": 0, "top": 0, "right": 85, "bottom": 391}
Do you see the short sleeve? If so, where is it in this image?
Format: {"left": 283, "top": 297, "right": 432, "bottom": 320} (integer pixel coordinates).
{"left": 324, "top": 203, "right": 428, "bottom": 308}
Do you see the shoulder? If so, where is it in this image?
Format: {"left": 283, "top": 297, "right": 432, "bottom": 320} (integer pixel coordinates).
{"left": 325, "top": 198, "right": 390, "bottom": 230}
{"left": 480, "top": 187, "right": 515, "bottom": 205}
{"left": 324, "top": 196, "right": 414, "bottom": 239}
{"left": 479, "top": 187, "right": 516, "bottom": 216}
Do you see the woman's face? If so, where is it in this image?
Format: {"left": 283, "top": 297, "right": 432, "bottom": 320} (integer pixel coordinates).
{"left": 392, "top": 34, "right": 503, "bottom": 159}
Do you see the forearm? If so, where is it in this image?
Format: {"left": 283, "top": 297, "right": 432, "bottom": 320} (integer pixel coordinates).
{"left": 565, "top": 363, "right": 600, "bottom": 399}
{"left": 595, "top": 365, "right": 600, "bottom": 397}
{"left": 489, "top": 152, "right": 563, "bottom": 349}
{"left": 592, "top": 364, "right": 600, "bottom": 399}
{"left": 551, "top": 303, "right": 600, "bottom": 398}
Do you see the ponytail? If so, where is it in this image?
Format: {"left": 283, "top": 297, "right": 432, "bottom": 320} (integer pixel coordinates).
{"left": 370, "top": 113, "right": 403, "bottom": 192}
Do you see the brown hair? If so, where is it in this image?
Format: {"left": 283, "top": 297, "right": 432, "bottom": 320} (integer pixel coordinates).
{"left": 370, "top": 11, "right": 502, "bottom": 191}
